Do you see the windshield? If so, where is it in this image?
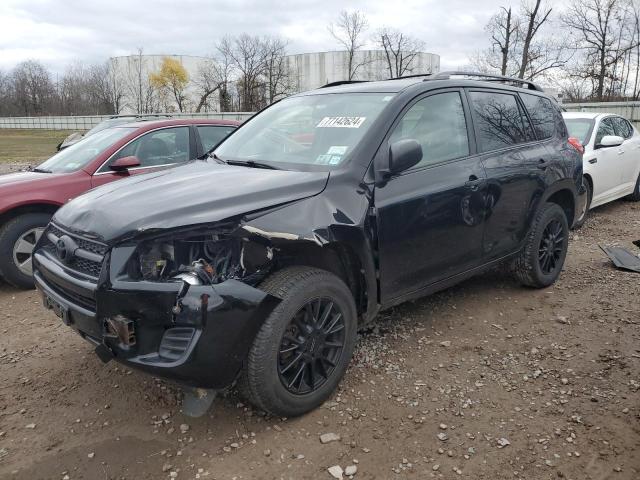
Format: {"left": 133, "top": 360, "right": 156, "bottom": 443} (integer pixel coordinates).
{"left": 38, "top": 127, "right": 136, "bottom": 173}
{"left": 564, "top": 118, "right": 594, "bottom": 146}
{"left": 214, "top": 93, "right": 394, "bottom": 169}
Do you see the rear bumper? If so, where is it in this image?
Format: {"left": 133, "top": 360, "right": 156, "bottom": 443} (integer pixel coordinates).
{"left": 34, "top": 250, "right": 280, "bottom": 389}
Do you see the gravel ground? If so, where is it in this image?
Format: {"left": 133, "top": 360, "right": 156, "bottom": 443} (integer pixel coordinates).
{"left": 0, "top": 163, "right": 30, "bottom": 174}
{"left": 0, "top": 182, "right": 639, "bottom": 479}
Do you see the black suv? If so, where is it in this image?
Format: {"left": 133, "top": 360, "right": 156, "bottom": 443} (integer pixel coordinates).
{"left": 33, "top": 72, "right": 582, "bottom": 417}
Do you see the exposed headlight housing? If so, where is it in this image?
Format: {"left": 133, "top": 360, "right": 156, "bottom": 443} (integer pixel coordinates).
{"left": 125, "top": 228, "right": 273, "bottom": 286}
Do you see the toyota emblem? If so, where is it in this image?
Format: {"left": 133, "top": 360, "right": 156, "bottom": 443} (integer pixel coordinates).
{"left": 55, "top": 235, "right": 76, "bottom": 262}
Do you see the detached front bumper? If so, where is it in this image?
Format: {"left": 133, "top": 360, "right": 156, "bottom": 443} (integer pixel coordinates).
{"left": 33, "top": 246, "right": 280, "bottom": 389}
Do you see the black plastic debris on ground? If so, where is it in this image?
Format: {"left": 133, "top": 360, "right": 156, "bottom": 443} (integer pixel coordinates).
{"left": 600, "top": 244, "right": 640, "bottom": 273}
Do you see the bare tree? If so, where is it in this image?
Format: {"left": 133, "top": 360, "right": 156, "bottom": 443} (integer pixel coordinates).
{"left": 560, "top": 75, "right": 592, "bottom": 102}
{"left": 488, "top": 7, "right": 519, "bottom": 76}
{"left": 328, "top": 10, "right": 369, "bottom": 80}
{"left": 632, "top": 3, "right": 640, "bottom": 99}
{"left": 219, "top": 34, "right": 268, "bottom": 111}
{"left": 522, "top": 37, "right": 573, "bottom": 79}
{"left": 517, "top": 0, "right": 553, "bottom": 78}
{"left": 376, "top": 28, "right": 426, "bottom": 78}
{"left": 0, "top": 70, "right": 13, "bottom": 116}
{"left": 262, "top": 36, "right": 295, "bottom": 103}
{"left": 11, "top": 60, "right": 55, "bottom": 115}
{"left": 214, "top": 40, "right": 237, "bottom": 111}
{"left": 474, "top": 3, "right": 570, "bottom": 81}
{"left": 103, "top": 59, "right": 125, "bottom": 114}
{"left": 58, "top": 62, "right": 88, "bottom": 115}
{"left": 193, "top": 59, "right": 223, "bottom": 113}
{"left": 86, "top": 62, "right": 124, "bottom": 114}
{"left": 562, "top": 0, "right": 637, "bottom": 100}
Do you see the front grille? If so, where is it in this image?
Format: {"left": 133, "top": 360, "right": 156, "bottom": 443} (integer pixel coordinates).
{"left": 45, "top": 275, "right": 97, "bottom": 311}
{"left": 74, "top": 257, "right": 103, "bottom": 277}
{"left": 44, "top": 224, "right": 107, "bottom": 279}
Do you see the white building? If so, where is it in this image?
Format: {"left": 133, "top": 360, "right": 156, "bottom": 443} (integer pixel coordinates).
{"left": 285, "top": 50, "right": 441, "bottom": 92}
{"left": 110, "top": 50, "right": 441, "bottom": 114}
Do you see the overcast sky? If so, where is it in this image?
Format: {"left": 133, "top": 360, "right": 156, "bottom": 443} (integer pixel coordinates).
{"left": 0, "top": 0, "right": 572, "bottom": 74}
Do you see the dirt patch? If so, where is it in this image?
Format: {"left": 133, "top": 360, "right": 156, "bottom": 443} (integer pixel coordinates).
{"left": 0, "top": 200, "right": 639, "bottom": 480}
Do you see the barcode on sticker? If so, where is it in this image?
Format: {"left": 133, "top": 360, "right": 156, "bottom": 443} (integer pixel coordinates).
{"left": 317, "top": 116, "right": 366, "bottom": 128}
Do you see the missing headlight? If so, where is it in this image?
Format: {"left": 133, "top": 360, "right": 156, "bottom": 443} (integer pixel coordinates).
{"left": 130, "top": 231, "right": 273, "bottom": 286}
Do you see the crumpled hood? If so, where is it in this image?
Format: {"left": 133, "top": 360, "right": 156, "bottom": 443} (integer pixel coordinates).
{"left": 54, "top": 161, "right": 329, "bottom": 243}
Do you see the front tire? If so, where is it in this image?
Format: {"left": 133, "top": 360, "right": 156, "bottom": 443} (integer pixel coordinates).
{"left": 239, "top": 267, "right": 357, "bottom": 417}
{"left": 512, "top": 203, "right": 569, "bottom": 288}
{"left": 0, "top": 213, "right": 51, "bottom": 289}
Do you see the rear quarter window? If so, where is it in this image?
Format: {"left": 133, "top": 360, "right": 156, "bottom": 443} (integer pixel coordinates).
{"left": 520, "top": 93, "right": 556, "bottom": 140}
{"left": 468, "top": 91, "right": 535, "bottom": 152}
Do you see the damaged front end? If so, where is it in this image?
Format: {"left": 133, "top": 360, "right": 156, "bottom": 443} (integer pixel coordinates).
{"left": 33, "top": 221, "right": 281, "bottom": 389}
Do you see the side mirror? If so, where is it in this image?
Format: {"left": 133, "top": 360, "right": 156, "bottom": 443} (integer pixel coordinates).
{"left": 596, "top": 135, "right": 624, "bottom": 149}
{"left": 384, "top": 139, "right": 423, "bottom": 177}
{"left": 110, "top": 156, "right": 141, "bottom": 172}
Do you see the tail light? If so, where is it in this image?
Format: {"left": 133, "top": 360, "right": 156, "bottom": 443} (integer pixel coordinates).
{"left": 568, "top": 137, "right": 584, "bottom": 155}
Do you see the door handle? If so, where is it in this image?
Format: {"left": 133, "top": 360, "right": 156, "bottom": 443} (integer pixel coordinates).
{"left": 588, "top": 158, "right": 597, "bottom": 164}
{"left": 537, "top": 158, "right": 548, "bottom": 170}
{"left": 617, "top": 150, "right": 625, "bottom": 155}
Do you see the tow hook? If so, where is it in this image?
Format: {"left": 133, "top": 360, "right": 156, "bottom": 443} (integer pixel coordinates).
{"left": 181, "top": 388, "right": 217, "bottom": 417}
{"left": 104, "top": 315, "right": 136, "bottom": 346}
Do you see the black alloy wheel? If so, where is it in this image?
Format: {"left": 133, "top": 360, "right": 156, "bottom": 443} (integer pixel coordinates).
{"left": 277, "top": 298, "right": 346, "bottom": 395}
{"left": 239, "top": 267, "right": 357, "bottom": 417}
{"left": 512, "top": 202, "right": 569, "bottom": 288}
{"left": 538, "top": 219, "right": 564, "bottom": 275}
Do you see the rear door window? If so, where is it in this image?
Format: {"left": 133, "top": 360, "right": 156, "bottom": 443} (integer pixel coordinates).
{"left": 520, "top": 93, "right": 556, "bottom": 139}
{"left": 469, "top": 91, "right": 535, "bottom": 152}
{"left": 197, "top": 125, "right": 235, "bottom": 153}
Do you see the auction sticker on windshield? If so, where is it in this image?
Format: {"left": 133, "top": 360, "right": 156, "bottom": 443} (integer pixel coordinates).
{"left": 317, "top": 116, "right": 366, "bottom": 128}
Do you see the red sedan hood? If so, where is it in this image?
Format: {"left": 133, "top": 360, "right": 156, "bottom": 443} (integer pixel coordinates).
{"left": 0, "top": 171, "right": 55, "bottom": 187}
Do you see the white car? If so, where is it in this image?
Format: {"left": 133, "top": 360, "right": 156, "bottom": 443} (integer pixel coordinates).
{"left": 563, "top": 112, "right": 640, "bottom": 227}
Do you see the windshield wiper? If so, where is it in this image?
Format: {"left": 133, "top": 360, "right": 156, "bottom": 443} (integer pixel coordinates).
{"left": 208, "top": 152, "right": 228, "bottom": 164}
{"left": 226, "top": 159, "right": 279, "bottom": 170}
{"left": 31, "top": 167, "right": 52, "bottom": 173}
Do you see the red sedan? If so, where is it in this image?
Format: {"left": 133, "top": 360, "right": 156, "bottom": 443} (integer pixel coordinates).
{"left": 0, "top": 118, "right": 238, "bottom": 288}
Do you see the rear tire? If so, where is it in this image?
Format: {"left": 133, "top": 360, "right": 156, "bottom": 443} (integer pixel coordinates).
{"left": 512, "top": 203, "right": 569, "bottom": 288}
{"left": 239, "top": 267, "right": 357, "bottom": 417}
{"left": 627, "top": 172, "right": 640, "bottom": 202}
{"left": 0, "top": 213, "right": 51, "bottom": 289}
{"left": 572, "top": 176, "right": 592, "bottom": 229}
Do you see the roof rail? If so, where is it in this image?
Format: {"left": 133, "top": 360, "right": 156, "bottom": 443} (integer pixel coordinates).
{"left": 426, "top": 71, "right": 544, "bottom": 92}
{"left": 320, "top": 80, "right": 369, "bottom": 88}
{"left": 388, "top": 73, "right": 435, "bottom": 81}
